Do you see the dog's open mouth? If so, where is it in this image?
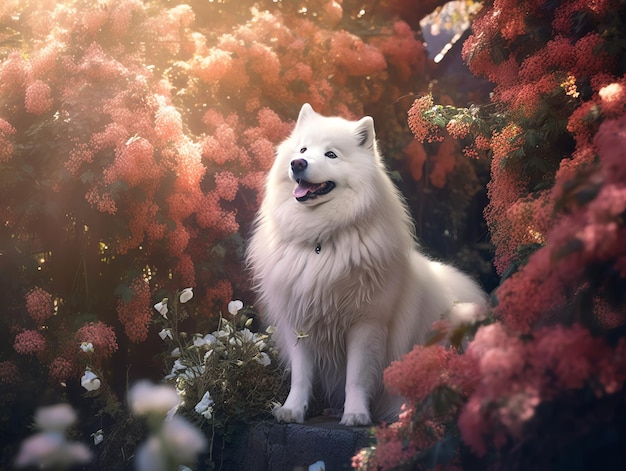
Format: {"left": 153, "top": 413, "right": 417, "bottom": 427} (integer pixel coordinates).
{"left": 293, "top": 179, "right": 335, "bottom": 202}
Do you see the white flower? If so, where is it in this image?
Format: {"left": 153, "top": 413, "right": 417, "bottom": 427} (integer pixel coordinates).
{"left": 239, "top": 328, "right": 267, "bottom": 350}
{"left": 179, "top": 366, "right": 205, "bottom": 382}
{"left": 193, "top": 333, "right": 217, "bottom": 348}
{"left": 14, "top": 431, "right": 92, "bottom": 469}
{"left": 179, "top": 288, "right": 193, "bottom": 304}
{"left": 91, "top": 429, "right": 104, "bottom": 445}
{"left": 128, "top": 380, "right": 181, "bottom": 417}
{"left": 266, "top": 325, "right": 276, "bottom": 334}
{"left": 161, "top": 416, "right": 207, "bottom": 463}
{"left": 153, "top": 298, "right": 168, "bottom": 319}
{"left": 172, "top": 359, "right": 186, "bottom": 371}
{"left": 80, "top": 370, "right": 101, "bottom": 392}
{"left": 170, "top": 347, "right": 181, "bottom": 358}
{"left": 79, "top": 342, "right": 94, "bottom": 353}
{"left": 254, "top": 352, "right": 271, "bottom": 367}
{"left": 34, "top": 404, "right": 77, "bottom": 431}
{"left": 194, "top": 391, "right": 214, "bottom": 419}
{"left": 227, "top": 299, "right": 243, "bottom": 315}
{"left": 158, "top": 328, "right": 173, "bottom": 341}
{"left": 135, "top": 435, "right": 166, "bottom": 471}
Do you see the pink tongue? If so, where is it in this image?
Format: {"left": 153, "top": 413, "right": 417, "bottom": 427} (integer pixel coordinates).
{"left": 293, "top": 181, "right": 321, "bottom": 198}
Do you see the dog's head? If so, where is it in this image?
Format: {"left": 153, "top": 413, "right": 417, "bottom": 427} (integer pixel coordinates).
{"left": 272, "top": 103, "right": 380, "bottom": 212}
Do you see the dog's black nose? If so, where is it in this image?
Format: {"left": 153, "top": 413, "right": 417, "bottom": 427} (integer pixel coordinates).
{"left": 291, "top": 158, "right": 308, "bottom": 173}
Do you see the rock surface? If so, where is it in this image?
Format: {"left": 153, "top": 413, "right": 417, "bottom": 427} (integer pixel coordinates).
{"left": 232, "top": 417, "right": 372, "bottom": 470}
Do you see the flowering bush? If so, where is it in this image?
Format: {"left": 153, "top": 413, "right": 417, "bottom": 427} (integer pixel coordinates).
{"left": 0, "top": 0, "right": 448, "bottom": 460}
{"left": 155, "top": 291, "right": 287, "bottom": 467}
{"left": 358, "top": 0, "right": 626, "bottom": 469}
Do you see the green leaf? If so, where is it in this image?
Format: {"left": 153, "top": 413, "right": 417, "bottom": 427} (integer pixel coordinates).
{"left": 114, "top": 283, "right": 134, "bottom": 303}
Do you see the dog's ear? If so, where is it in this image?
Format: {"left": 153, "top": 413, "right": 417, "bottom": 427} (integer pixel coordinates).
{"left": 295, "top": 103, "right": 315, "bottom": 130}
{"left": 354, "top": 116, "right": 375, "bottom": 149}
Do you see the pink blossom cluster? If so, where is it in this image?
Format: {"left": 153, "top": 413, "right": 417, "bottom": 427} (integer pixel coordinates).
{"left": 25, "top": 287, "right": 54, "bottom": 324}
{"left": 0, "top": 360, "right": 20, "bottom": 384}
{"left": 24, "top": 80, "right": 53, "bottom": 115}
{"left": 0, "top": 0, "right": 430, "bottom": 372}
{"left": 13, "top": 330, "right": 46, "bottom": 356}
{"left": 365, "top": 1, "right": 626, "bottom": 468}
{"left": 407, "top": 95, "right": 443, "bottom": 143}
{"left": 458, "top": 323, "right": 626, "bottom": 456}
{"left": 188, "top": 8, "right": 424, "bottom": 116}
{"left": 76, "top": 321, "right": 118, "bottom": 358}
{"left": 116, "top": 277, "right": 152, "bottom": 343}
{"left": 48, "top": 357, "right": 76, "bottom": 384}
{"left": 0, "top": 118, "right": 16, "bottom": 162}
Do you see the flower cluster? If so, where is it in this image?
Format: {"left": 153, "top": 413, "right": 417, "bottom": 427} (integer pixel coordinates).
{"left": 15, "top": 404, "right": 92, "bottom": 469}
{"left": 25, "top": 288, "right": 54, "bottom": 324}
{"left": 76, "top": 322, "right": 118, "bottom": 359}
{"left": 359, "top": 1, "right": 626, "bottom": 469}
{"left": 154, "top": 291, "right": 286, "bottom": 455}
{"left": 13, "top": 330, "right": 46, "bottom": 356}
{"left": 116, "top": 277, "right": 152, "bottom": 343}
{"left": 0, "top": 361, "right": 20, "bottom": 385}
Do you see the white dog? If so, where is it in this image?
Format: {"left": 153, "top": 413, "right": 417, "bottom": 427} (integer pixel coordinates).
{"left": 247, "top": 104, "right": 487, "bottom": 426}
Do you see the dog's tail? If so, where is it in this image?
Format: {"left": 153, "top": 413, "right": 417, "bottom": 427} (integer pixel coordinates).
{"left": 448, "top": 301, "right": 488, "bottom": 325}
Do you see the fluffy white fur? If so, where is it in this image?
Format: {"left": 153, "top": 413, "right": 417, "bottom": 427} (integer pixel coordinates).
{"left": 247, "top": 104, "right": 487, "bottom": 426}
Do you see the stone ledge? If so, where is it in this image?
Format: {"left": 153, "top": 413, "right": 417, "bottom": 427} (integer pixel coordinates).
{"left": 233, "top": 417, "right": 373, "bottom": 470}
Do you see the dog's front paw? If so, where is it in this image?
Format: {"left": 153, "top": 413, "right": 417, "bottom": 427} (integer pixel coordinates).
{"left": 273, "top": 406, "right": 306, "bottom": 423}
{"left": 340, "top": 412, "right": 372, "bottom": 426}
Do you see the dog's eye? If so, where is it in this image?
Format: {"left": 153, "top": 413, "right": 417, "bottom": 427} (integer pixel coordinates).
{"left": 300, "top": 147, "right": 307, "bottom": 154}
{"left": 325, "top": 151, "right": 337, "bottom": 159}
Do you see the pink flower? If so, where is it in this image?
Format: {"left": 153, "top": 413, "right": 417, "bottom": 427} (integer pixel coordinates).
{"left": 214, "top": 172, "right": 239, "bottom": 202}
{"left": 25, "top": 288, "right": 54, "bottom": 324}
{"left": 25, "top": 80, "right": 53, "bottom": 115}
{"left": 14, "top": 330, "right": 46, "bottom": 355}
{"left": 0, "top": 360, "right": 20, "bottom": 384}
{"left": 458, "top": 396, "right": 489, "bottom": 456}
{"left": 48, "top": 357, "right": 75, "bottom": 384}
{"left": 384, "top": 345, "right": 454, "bottom": 402}
{"left": 0, "top": 118, "right": 16, "bottom": 162}
{"left": 117, "top": 277, "right": 152, "bottom": 343}
{"left": 76, "top": 322, "right": 118, "bottom": 358}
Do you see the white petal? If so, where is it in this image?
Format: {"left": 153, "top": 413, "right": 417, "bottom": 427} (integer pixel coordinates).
{"left": 135, "top": 436, "right": 166, "bottom": 471}
{"left": 227, "top": 300, "right": 243, "bottom": 315}
{"left": 179, "top": 288, "right": 193, "bottom": 304}
{"left": 160, "top": 416, "right": 207, "bottom": 463}
{"left": 79, "top": 342, "right": 94, "bottom": 353}
{"left": 128, "top": 380, "right": 181, "bottom": 417}
{"left": 153, "top": 299, "right": 168, "bottom": 319}
{"left": 92, "top": 430, "right": 104, "bottom": 445}
{"left": 14, "top": 431, "right": 64, "bottom": 467}
{"left": 194, "top": 391, "right": 214, "bottom": 415}
{"left": 81, "top": 371, "right": 101, "bottom": 391}
{"left": 254, "top": 352, "right": 271, "bottom": 367}
{"left": 201, "top": 407, "right": 213, "bottom": 420}
{"left": 34, "top": 404, "right": 77, "bottom": 431}
{"left": 158, "top": 329, "right": 173, "bottom": 341}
